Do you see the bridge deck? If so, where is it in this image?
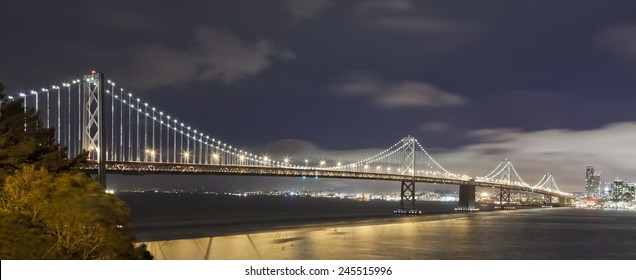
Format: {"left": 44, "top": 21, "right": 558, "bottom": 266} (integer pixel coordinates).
{"left": 81, "top": 161, "right": 570, "bottom": 198}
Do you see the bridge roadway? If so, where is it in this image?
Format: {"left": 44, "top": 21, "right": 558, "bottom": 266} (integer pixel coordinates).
{"left": 81, "top": 160, "right": 568, "bottom": 199}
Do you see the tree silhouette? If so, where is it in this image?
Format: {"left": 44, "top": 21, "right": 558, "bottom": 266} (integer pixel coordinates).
{"left": 0, "top": 83, "right": 151, "bottom": 259}
{"left": 0, "top": 97, "right": 86, "bottom": 180}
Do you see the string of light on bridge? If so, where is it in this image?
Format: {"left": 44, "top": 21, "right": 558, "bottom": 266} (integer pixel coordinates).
{"left": 3, "top": 72, "right": 570, "bottom": 197}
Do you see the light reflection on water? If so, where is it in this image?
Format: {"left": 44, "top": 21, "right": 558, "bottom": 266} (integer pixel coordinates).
{"left": 142, "top": 208, "right": 636, "bottom": 260}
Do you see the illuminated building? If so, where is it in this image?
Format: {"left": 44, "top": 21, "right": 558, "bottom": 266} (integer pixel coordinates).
{"left": 585, "top": 166, "right": 601, "bottom": 198}
{"left": 612, "top": 178, "right": 635, "bottom": 202}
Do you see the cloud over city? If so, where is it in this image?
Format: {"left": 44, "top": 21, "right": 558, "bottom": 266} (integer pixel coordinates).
{"left": 434, "top": 122, "right": 636, "bottom": 191}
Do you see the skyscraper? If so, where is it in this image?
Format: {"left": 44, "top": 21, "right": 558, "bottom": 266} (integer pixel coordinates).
{"left": 585, "top": 166, "right": 601, "bottom": 198}
{"left": 612, "top": 178, "right": 635, "bottom": 202}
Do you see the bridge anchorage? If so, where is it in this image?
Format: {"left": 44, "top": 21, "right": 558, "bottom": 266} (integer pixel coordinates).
{"left": 6, "top": 71, "right": 574, "bottom": 215}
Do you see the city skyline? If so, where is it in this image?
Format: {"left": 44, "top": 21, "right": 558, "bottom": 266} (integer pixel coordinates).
{"left": 2, "top": 1, "right": 635, "bottom": 191}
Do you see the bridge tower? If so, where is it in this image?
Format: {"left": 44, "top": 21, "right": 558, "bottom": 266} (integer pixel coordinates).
{"left": 502, "top": 161, "right": 511, "bottom": 184}
{"left": 498, "top": 161, "right": 512, "bottom": 209}
{"left": 83, "top": 71, "right": 106, "bottom": 187}
{"left": 399, "top": 136, "right": 416, "bottom": 212}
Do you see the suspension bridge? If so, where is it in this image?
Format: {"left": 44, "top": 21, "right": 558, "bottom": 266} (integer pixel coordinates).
{"left": 4, "top": 71, "right": 572, "bottom": 213}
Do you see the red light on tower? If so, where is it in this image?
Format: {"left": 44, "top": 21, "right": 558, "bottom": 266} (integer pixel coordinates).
{"left": 91, "top": 70, "right": 97, "bottom": 74}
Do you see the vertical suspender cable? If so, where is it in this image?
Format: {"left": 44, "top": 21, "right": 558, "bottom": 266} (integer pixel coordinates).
{"left": 192, "top": 132, "right": 196, "bottom": 164}
{"left": 46, "top": 89, "right": 50, "bottom": 128}
{"left": 57, "top": 87, "right": 60, "bottom": 143}
{"left": 34, "top": 91, "right": 38, "bottom": 114}
{"left": 111, "top": 84, "right": 114, "bottom": 161}
{"left": 159, "top": 112, "right": 162, "bottom": 162}
{"left": 77, "top": 84, "right": 82, "bottom": 156}
{"left": 136, "top": 98, "right": 140, "bottom": 162}
{"left": 152, "top": 109, "right": 155, "bottom": 162}
{"left": 186, "top": 127, "right": 190, "bottom": 163}
{"left": 67, "top": 85, "right": 71, "bottom": 154}
{"left": 128, "top": 94, "right": 132, "bottom": 161}
{"left": 119, "top": 90, "right": 124, "bottom": 162}
{"left": 180, "top": 126, "right": 184, "bottom": 162}
{"left": 205, "top": 138, "right": 208, "bottom": 164}
{"left": 143, "top": 104, "right": 147, "bottom": 161}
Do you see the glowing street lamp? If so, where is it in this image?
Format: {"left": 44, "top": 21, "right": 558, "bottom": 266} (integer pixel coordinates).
{"left": 145, "top": 149, "right": 156, "bottom": 162}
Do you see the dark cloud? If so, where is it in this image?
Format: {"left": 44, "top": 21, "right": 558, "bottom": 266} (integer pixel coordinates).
{"left": 598, "top": 24, "right": 636, "bottom": 59}
{"left": 353, "top": 0, "right": 480, "bottom": 49}
{"left": 331, "top": 72, "right": 467, "bottom": 109}
{"left": 355, "top": 0, "right": 412, "bottom": 16}
{"left": 130, "top": 26, "right": 295, "bottom": 89}
{"left": 130, "top": 45, "right": 199, "bottom": 89}
{"left": 369, "top": 17, "right": 477, "bottom": 34}
{"left": 284, "top": 0, "right": 332, "bottom": 20}
{"left": 89, "top": 6, "right": 165, "bottom": 34}
{"left": 420, "top": 121, "right": 451, "bottom": 132}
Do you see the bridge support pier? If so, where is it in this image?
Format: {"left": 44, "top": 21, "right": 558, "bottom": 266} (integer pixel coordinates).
{"left": 543, "top": 194, "right": 553, "bottom": 207}
{"left": 499, "top": 188, "right": 512, "bottom": 210}
{"left": 456, "top": 179, "right": 478, "bottom": 212}
{"left": 396, "top": 179, "right": 418, "bottom": 214}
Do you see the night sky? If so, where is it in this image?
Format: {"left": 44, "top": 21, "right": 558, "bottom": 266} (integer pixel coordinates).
{"left": 2, "top": 1, "right": 635, "bottom": 192}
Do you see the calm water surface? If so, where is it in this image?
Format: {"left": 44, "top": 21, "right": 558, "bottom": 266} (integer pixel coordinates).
{"left": 119, "top": 193, "right": 636, "bottom": 260}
